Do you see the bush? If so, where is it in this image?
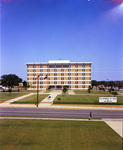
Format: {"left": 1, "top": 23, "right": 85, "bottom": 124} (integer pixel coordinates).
{"left": 8, "top": 89, "right": 12, "bottom": 93}
{"left": 57, "top": 97, "right": 61, "bottom": 100}
{"left": 112, "top": 92, "right": 118, "bottom": 95}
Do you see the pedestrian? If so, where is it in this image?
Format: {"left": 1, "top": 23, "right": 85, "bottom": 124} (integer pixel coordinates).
{"left": 89, "top": 112, "right": 92, "bottom": 120}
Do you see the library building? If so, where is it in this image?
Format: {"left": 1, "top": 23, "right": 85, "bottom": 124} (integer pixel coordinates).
{"left": 26, "top": 60, "right": 92, "bottom": 90}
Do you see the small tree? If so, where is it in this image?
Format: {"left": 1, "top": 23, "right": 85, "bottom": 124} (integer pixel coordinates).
{"left": 62, "top": 86, "right": 68, "bottom": 95}
{"left": 88, "top": 86, "right": 91, "bottom": 93}
{"left": 23, "top": 81, "right": 27, "bottom": 90}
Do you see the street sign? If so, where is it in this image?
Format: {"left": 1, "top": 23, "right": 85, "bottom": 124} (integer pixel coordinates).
{"left": 99, "top": 97, "right": 117, "bottom": 103}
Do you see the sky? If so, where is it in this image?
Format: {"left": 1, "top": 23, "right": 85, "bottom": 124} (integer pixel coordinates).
{"left": 1, "top": 0, "right": 123, "bottom": 81}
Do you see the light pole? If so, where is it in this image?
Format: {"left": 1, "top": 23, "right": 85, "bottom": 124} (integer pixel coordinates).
{"left": 36, "top": 75, "right": 40, "bottom": 107}
{"left": 107, "top": 78, "right": 109, "bottom": 91}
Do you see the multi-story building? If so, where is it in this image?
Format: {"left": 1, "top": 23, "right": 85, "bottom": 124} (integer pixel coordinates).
{"left": 26, "top": 60, "right": 92, "bottom": 90}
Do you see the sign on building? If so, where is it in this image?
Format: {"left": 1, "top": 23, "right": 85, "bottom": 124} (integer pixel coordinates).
{"left": 99, "top": 97, "right": 117, "bottom": 103}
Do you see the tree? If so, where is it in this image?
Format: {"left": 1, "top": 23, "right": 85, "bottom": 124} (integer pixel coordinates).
{"left": 1, "top": 74, "right": 22, "bottom": 92}
{"left": 23, "top": 80, "right": 28, "bottom": 89}
{"left": 62, "top": 86, "right": 68, "bottom": 95}
{"left": 91, "top": 80, "right": 98, "bottom": 89}
{"left": 88, "top": 85, "right": 92, "bottom": 93}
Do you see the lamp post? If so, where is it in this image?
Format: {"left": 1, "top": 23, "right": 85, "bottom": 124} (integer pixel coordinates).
{"left": 37, "top": 75, "right": 40, "bottom": 107}
{"left": 107, "top": 78, "right": 109, "bottom": 91}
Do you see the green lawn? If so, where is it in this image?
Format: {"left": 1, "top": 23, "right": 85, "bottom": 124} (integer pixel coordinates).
{"left": 0, "top": 90, "right": 41, "bottom": 102}
{"left": 74, "top": 90, "right": 112, "bottom": 94}
{"left": 54, "top": 95, "right": 123, "bottom": 105}
{"left": 0, "top": 92, "right": 30, "bottom": 102}
{"left": 0, "top": 119, "right": 122, "bottom": 150}
{"left": 12, "top": 94, "right": 49, "bottom": 104}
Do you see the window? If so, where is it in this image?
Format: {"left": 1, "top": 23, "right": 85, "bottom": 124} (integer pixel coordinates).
{"left": 82, "top": 85, "right": 85, "bottom": 88}
{"left": 61, "top": 77, "right": 64, "bottom": 80}
{"left": 82, "top": 69, "right": 85, "bottom": 72}
{"left": 61, "top": 73, "right": 64, "bottom": 76}
{"left": 68, "top": 73, "right": 71, "bottom": 76}
{"left": 61, "top": 81, "right": 64, "bottom": 84}
{"left": 33, "top": 65, "right": 36, "bottom": 68}
{"left": 63, "top": 64, "right": 69, "bottom": 68}
{"left": 75, "top": 81, "right": 78, "bottom": 84}
{"left": 75, "top": 85, "right": 78, "bottom": 88}
{"left": 61, "top": 69, "right": 64, "bottom": 72}
{"left": 82, "top": 77, "right": 85, "bottom": 80}
{"left": 82, "top": 64, "right": 85, "bottom": 68}
{"left": 75, "top": 77, "right": 78, "bottom": 80}
{"left": 56, "top": 64, "right": 62, "bottom": 68}
{"left": 33, "top": 73, "right": 36, "bottom": 76}
{"left": 40, "top": 69, "right": 43, "bottom": 72}
{"left": 33, "top": 69, "right": 36, "bottom": 72}
{"left": 54, "top": 81, "right": 57, "bottom": 84}
{"left": 68, "top": 77, "right": 71, "bottom": 80}
{"left": 54, "top": 73, "right": 57, "bottom": 76}
{"left": 68, "top": 81, "right": 71, "bottom": 84}
{"left": 82, "top": 81, "right": 85, "bottom": 84}
{"left": 82, "top": 73, "right": 85, "bottom": 76}
{"left": 49, "top": 64, "right": 55, "bottom": 68}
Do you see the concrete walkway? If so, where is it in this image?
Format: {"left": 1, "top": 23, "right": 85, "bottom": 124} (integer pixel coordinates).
{"left": 103, "top": 119, "right": 123, "bottom": 138}
{"left": 39, "top": 90, "right": 62, "bottom": 107}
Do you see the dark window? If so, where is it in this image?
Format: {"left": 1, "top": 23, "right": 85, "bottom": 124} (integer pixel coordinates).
{"left": 68, "top": 73, "right": 71, "bottom": 76}
{"left": 82, "top": 64, "right": 85, "bottom": 68}
{"left": 56, "top": 64, "right": 62, "bottom": 68}
{"left": 33, "top": 65, "right": 36, "bottom": 68}
{"left": 54, "top": 73, "right": 57, "bottom": 76}
{"left": 82, "top": 81, "right": 85, "bottom": 84}
{"left": 54, "top": 81, "right": 57, "bottom": 84}
{"left": 61, "top": 73, "right": 64, "bottom": 76}
{"left": 61, "top": 81, "right": 64, "bottom": 84}
{"left": 82, "top": 69, "right": 85, "bottom": 72}
{"left": 75, "top": 85, "right": 78, "bottom": 88}
{"left": 82, "top": 77, "right": 85, "bottom": 80}
{"left": 49, "top": 64, "right": 55, "bottom": 68}
{"left": 68, "top": 81, "right": 71, "bottom": 84}
{"left": 82, "top": 73, "right": 85, "bottom": 76}
{"left": 33, "top": 69, "right": 36, "bottom": 72}
{"left": 68, "top": 77, "right": 71, "bottom": 80}
{"left": 63, "top": 64, "right": 69, "bottom": 68}
{"left": 54, "top": 69, "right": 57, "bottom": 72}
{"left": 75, "top": 81, "right": 78, "bottom": 84}
{"left": 61, "top": 69, "right": 64, "bottom": 72}
{"left": 82, "top": 85, "right": 85, "bottom": 88}
{"left": 40, "top": 69, "right": 43, "bottom": 72}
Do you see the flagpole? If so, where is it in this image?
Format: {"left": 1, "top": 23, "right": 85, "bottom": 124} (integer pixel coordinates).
{"left": 37, "top": 75, "right": 40, "bottom": 107}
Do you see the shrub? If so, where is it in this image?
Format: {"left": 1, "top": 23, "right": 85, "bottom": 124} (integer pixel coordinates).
{"left": 57, "top": 97, "right": 61, "bottom": 100}
{"left": 112, "top": 92, "right": 118, "bottom": 95}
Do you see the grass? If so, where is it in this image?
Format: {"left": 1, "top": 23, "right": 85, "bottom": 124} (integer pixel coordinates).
{"left": 0, "top": 90, "right": 42, "bottom": 102}
{"left": 0, "top": 119, "right": 122, "bottom": 150}
{"left": 54, "top": 95, "right": 123, "bottom": 105}
{"left": 74, "top": 90, "right": 112, "bottom": 94}
{"left": 12, "top": 94, "right": 49, "bottom": 104}
{"left": 0, "top": 92, "right": 30, "bottom": 102}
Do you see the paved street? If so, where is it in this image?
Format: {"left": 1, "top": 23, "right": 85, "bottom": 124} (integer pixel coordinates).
{"left": 0, "top": 107, "right": 123, "bottom": 119}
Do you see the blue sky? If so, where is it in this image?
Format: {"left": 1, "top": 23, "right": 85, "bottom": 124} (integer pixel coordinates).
{"left": 1, "top": 0, "right": 123, "bottom": 81}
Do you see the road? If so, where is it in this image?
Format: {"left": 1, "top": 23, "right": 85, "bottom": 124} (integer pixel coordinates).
{"left": 0, "top": 107, "right": 123, "bottom": 119}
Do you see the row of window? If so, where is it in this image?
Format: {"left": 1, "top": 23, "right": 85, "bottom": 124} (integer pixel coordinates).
{"left": 32, "top": 85, "right": 86, "bottom": 88}
{"left": 27, "top": 64, "right": 91, "bottom": 68}
{"left": 28, "top": 69, "right": 91, "bottom": 72}
{"left": 32, "top": 81, "right": 91, "bottom": 84}
{"left": 27, "top": 73, "right": 91, "bottom": 76}
{"left": 28, "top": 77, "right": 91, "bottom": 80}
